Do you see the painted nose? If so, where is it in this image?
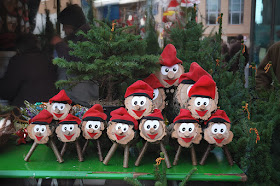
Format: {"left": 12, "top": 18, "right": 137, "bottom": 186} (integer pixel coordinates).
{"left": 135, "top": 105, "right": 141, "bottom": 110}
{"left": 199, "top": 105, "right": 206, "bottom": 110}
{"left": 217, "top": 133, "right": 223, "bottom": 138}
{"left": 55, "top": 108, "right": 60, "bottom": 113}
{"left": 35, "top": 132, "right": 41, "bottom": 136}
{"left": 184, "top": 132, "right": 190, "bottom": 138}
{"left": 117, "top": 129, "right": 123, "bottom": 135}
{"left": 167, "top": 71, "right": 175, "bottom": 79}
{"left": 150, "top": 128, "right": 155, "bottom": 134}
{"left": 88, "top": 128, "right": 94, "bottom": 133}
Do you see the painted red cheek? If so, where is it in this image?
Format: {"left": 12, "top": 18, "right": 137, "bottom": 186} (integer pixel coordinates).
{"left": 181, "top": 136, "right": 194, "bottom": 143}
{"left": 147, "top": 133, "right": 158, "bottom": 139}
{"left": 115, "top": 134, "right": 125, "bottom": 141}
{"left": 164, "top": 78, "right": 178, "bottom": 85}
{"left": 133, "top": 109, "right": 146, "bottom": 117}
{"left": 64, "top": 133, "right": 75, "bottom": 140}
{"left": 214, "top": 137, "right": 224, "bottom": 144}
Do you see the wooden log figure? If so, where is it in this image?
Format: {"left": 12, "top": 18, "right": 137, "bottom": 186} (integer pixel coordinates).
{"left": 81, "top": 104, "right": 107, "bottom": 162}
{"left": 103, "top": 107, "right": 138, "bottom": 168}
{"left": 187, "top": 75, "right": 217, "bottom": 121}
{"left": 55, "top": 114, "right": 83, "bottom": 161}
{"left": 135, "top": 109, "right": 171, "bottom": 168}
{"left": 124, "top": 80, "right": 154, "bottom": 120}
{"left": 25, "top": 110, "right": 63, "bottom": 163}
{"left": 154, "top": 44, "right": 184, "bottom": 88}
{"left": 47, "top": 90, "right": 72, "bottom": 121}
{"left": 143, "top": 74, "right": 166, "bottom": 111}
{"left": 171, "top": 109, "right": 202, "bottom": 165}
{"left": 200, "top": 109, "right": 234, "bottom": 166}
{"left": 175, "top": 62, "right": 218, "bottom": 109}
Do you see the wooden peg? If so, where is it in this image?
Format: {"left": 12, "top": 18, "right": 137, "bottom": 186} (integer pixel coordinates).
{"left": 60, "top": 143, "right": 67, "bottom": 157}
{"left": 173, "top": 145, "right": 182, "bottom": 166}
{"left": 24, "top": 141, "right": 38, "bottom": 162}
{"left": 123, "top": 145, "right": 130, "bottom": 168}
{"left": 223, "top": 145, "right": 233, "bottom": 166}
{"left": 200, "top": 144, "right": 212, "bottom": 165}
{"left": 76, "top": 140, "right": 84, "bottom": 162}
{"left": 49, "top": 138, "right": 64, "bottom": 163}
{"left": 96, "top": 139, "right": 103, "bottom": 162}
{"left": 82, "top": 140, "right": 89, "bottom": 155}
{"left": 135, "top": 141, "right": 149, "bottom": 166}
{"left": 190, "top": 145, "right": 197, "bottom": 166}
{"left": 160, "top": 142, "right": 171, "bottom": 168}
{"left": 103, "top": 142, "right": 118, "bottom": 165}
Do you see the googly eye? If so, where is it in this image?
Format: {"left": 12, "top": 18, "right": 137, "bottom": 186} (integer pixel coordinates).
{"left": 58, "top": 103, "right": 65, "bottom": 111}
{"left": 86, "top": 121, "right": 101, "bottom": 130}
{"left": 121, "top": 124, "right": 129, "bottom": 132}
{"left": 202, "top": 98, "right": 210, "bottom": 107}
{"left": 144, "top": 120, "right": 152, "bottom": 130}
{"left": 153, "top": 89, "right": 159, "bottom": 100}
{"left": 52, "top": 103, "right": 60, "bottom": 110}
{"left": 161, "top": 66, "right": 169, "bottom": 75}
{"left": 67, "top": 124, "right": 74, "bottom": 132}
{"left": 211, "top": 124, "right": 219, "bottom": 134}
{"left": 195, "top": 98, "right": 204, "bottom": 107}
{"left": 219, "top": 124, "right": 227, "bottom": 134}
{"left": 138, "top": 96, "right": 147, "bottom": 106}
{"left": 62, "top": 125, "right": 67, "bottom": 132}
{"left": 40, "top": 125, "right": 47, "bottom": 133}
{"left": 152, "top": 120, "right": 159, "bottom": 130}
{"left": 170, "top": 64, "right": 179, "bottom": 73}
{"left": 115, "top": 123, "right": 122, "bottom": 131}
{"left": 34, "top": 125, "right": 41, "bottom": 133}
{"left": 132, "top": 97, "right": 140, "bottom": 106}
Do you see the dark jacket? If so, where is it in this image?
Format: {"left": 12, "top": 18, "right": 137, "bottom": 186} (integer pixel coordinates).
{"left": 256, "top": 41, "right": 280, "bottom": 90}
{"left": 54, "top": 24, "right": 99, "bottom": 107}
{"left": 0, "top": 49, "right": 58, "bottom": 106}
{"left": 229, "top": 41, "right": 249, "bottom": 73}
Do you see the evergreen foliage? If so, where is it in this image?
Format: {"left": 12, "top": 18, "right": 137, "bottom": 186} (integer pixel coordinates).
{"left": 53, "top": 20, "right": 160, "bottom": 101}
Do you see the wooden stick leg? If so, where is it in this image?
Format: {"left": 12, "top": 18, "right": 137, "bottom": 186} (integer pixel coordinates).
{"left": 135, "top": 141, "right": 149, "bottom": 166}
{"left": 173, "top": 145, "right": 182, "bottom": 166}
{"left": 24, "top": 141, "right": 38, "bottom": 162}
{"left": 103, "top": 143, "right": 118, "bottom": 165}
{"left": 223, "top": 145, "right": 233, "bottom": 166}
{"left": 160, "top": 142, "right": 171, "bottom": 168}
{"left": 123, "top": 145, "right": 130, "bottom": 168}
{"left": 60, "top": 143, "right": 67, "bottom": 157}
{"left": 190, "top": 145, "right": 197, "bottom": 166}
{"left": 75, "top": 140, "right": 84, "bottom": 162}
{"left": 82, "top": 140, "right": 89, "bottom": 155}
{"left": 49, "top": 139, "right": 64, "bottom": 163}
{"left": 199, "top": 144, "right": 212, "bottom": 165}
{"left": 96, "top": 139, "right": 103, "bottom": 162}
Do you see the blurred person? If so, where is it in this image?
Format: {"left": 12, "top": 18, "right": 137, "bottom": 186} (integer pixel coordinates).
{"left": 51, "top": 4, "right": 98, "bottom": 107}
{"left": 228, "top": 34, "right": 249, "bottom": 73}
{"left": 0, "top": 33, "right": 57, "bottom": 107}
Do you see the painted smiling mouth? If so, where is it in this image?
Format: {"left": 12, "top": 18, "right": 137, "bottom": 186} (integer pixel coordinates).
{"left": 133, "top": 109, "right": 146, "bottom": 117}
{"left": 195, "top": 110, "right": 208, "bottom": 117}
{"left": 87, "top": 131, "right": 97, "bottom": 138}
{"left": 64, "top": 133, "right": 75, "bottom": 140}
{"left": 147, "top": 133, "right": 158, "bottom": 139}
{"left": 115, "top": 134, "right": 125, "bottom": 141}
{"left": 35, "top": 135, "right": 43, "bottom": 141}
{"left": 214, "top": 137, "right": 224, "bottom": 144}
{"left": 164, "top": 78, "right": 178, "bottom": 85}
{"left": 181, "top": 136, "right": 194, "bottom": 143}
{"left": 54, "top": 113, "right": 63, "bottom": 118}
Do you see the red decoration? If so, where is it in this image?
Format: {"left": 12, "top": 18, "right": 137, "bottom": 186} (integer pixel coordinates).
{"left": 160, "top": 44, "right": 182, "bottom": 67}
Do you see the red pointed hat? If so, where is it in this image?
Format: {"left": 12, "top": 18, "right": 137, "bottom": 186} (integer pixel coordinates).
{"left": 188, "top": 75, "right": 216, "bottom": 99}
{"left": 143, "top": 109, "right": 164, "bottom": 121}
{"left": 173, "top": 109, "right": 199, "bottom": 123}
{"left": 110, "top": 107, "right": 138, "bottom": 130}
{"left": 124, "top": 80, "right": 154, "bottom": 99}
{"left": 160, "top": 44, "right": 182, "bottom": 67}
{"left": 59, "top": 114, "right": 81, "bottom": 125}
{"left": 49, "top": 90, "right": 72, "bottom": 105}
{"left": 30, "top": 110, "right": 53, "bottom": 125}
{"left": 143, "top": 74, "right": 164, "bottom": 89}
{"left": 179, "top": 62, "right": 212, "bottom": 84}
{"left": 168, "top": 0, "right": 180, "bottom": 10}
{"left": 82, "top": 104, "right": 107, "bottom": 121}
{"left": 207, "top": 109, "right": 231, "bottom": 124}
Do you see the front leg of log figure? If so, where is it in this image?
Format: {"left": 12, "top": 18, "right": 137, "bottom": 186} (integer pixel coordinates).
{"left": 24, "top": 141, "right": 38, "bottom": 162}
{"left": 60, "top": 142, "right": 67, "bottom": 157}
{"left": 96, "top": 139, "right": 103, "bottom": 162}
{"left": 75, "top": 140, "right": 84, "bottom": 162}
{"left": 103, "top": 142, "right": 118, "bottom": 165}
{"left": 160, "top": 142, "right": 171, "bottom": 168}
{"left": 199, "top": 144, "right": 212, "bottom": 165}
{"left": 82, "top": 139, "right": 89, "bottom": 155}
{"left": 223, "top": 145, "right": 233, "bottom": 166}
{"left": 173, "top": 145, "right": 182, "bottom": 166}
{"left": 190, "top": 145, "right": 197, "bottom": 165}
{"left": 135, "top": 141, "right": 149, "bottom": 166}
{"left": 49, "top": 138, "right": 64, "bottom": 163}
{"left": 123, "top": 145, "right": 130, "bottom": 168}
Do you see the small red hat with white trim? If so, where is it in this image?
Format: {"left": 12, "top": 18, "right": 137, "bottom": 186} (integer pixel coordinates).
{"left": 160, "top": 44, "right": 182, "bottom": 67}
{"left": 143, "top": 74, "right": 164, "bottom": 89}
{"left": 207, "top": 109, "right": 230, "bottom": 125}
{"left": 49, "top": 90, "right": 72, "bottom": 105}
{"left": 30, "top": 110, "right": 53, "bottom": 125}
{"left": 173, "top": 109, "right": 199, "bottom": 124}
{"left": 168, "top": 0, "right": 180, "bottom": 10}
{"left": 82, "top": 104, "right": 107, "bottom": 121}
{"left": 124, "top": 80, "right": 154, "bottom": 100}
{"left": 188, "top": 75, "right": 216, "bottom": 99}
{"left": 143, "top": 109, "right": 164, "bottom": 121}
{"left": 110, "top": 107, "right": 138, "bottom": 130}
{"left": 59, "top": 114, "right": 81, "bottom": 125}
{"left": 179, "top": 62, "right": 212, "bottom": 84}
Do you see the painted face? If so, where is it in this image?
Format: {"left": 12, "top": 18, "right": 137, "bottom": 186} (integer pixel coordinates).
{"left": 47, "top": 102, "right": 71, "bottom": 120}
{"left": 172, "top": 122, "right": 202, "bottom": 148}
{"left": 124, "top": 96, "right": 153, "bottom": 120}
{"left": 107, "top": 121, "right": 135, "bottom": 145}
{"left": 81, "top": 121, "right": 105, "bottom": 140}
{"left": 153, "top": 88, "right": 166, "bottom": 111}
{"left": 27, "top": 124, "right": 52, "bottom": 144}
{"left": 155, "top": 64, "right": 184, "bottom": 88}
{"left": 175, "top": 83, "right": 193, "bottom": 108}
{"left": 204, "top": 122, "right": 233, "bottom": 147}
{"left": 139, "top": 119, "right": 166, "bottom": 142}
{"left": 187, "top": 97, "right": 217, "bottom": 121}
{"left": 55, "top": 124, "right": 80, "bottom": 142}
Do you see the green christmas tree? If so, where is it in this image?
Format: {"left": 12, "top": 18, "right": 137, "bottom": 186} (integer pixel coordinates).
{"left": 53, "top": 20, "right": 160, "bottom": 102}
